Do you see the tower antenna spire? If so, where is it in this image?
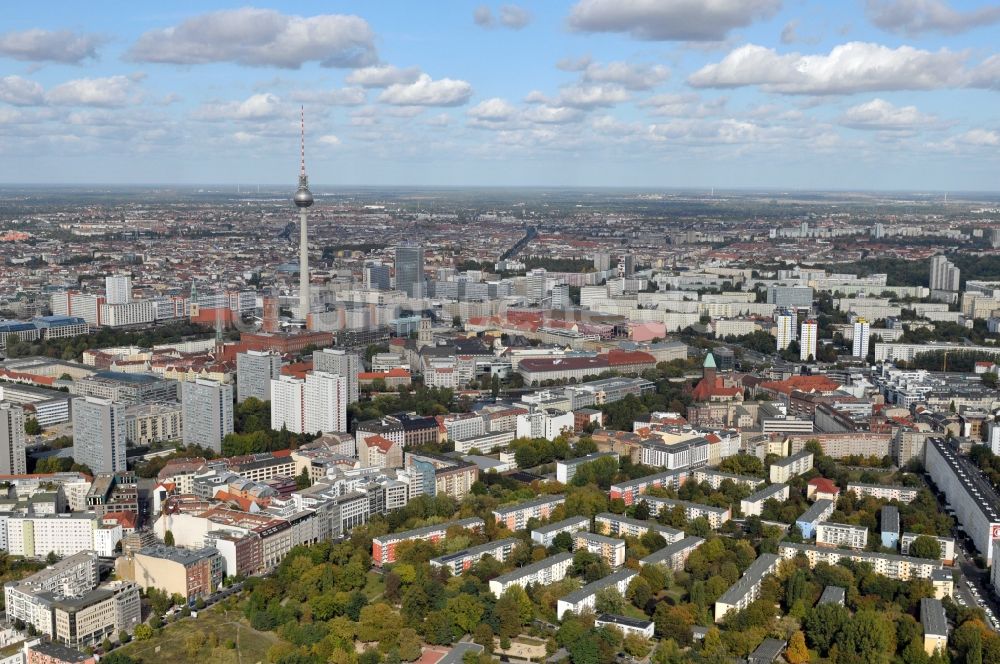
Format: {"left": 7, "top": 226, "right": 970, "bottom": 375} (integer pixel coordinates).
{"left": 300, "top": 105, "right": 306, "bottom": 178}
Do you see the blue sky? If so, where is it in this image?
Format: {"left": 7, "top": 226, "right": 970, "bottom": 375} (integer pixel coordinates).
{"left": 1, "top": 1, "right": 999, "bottom": 190}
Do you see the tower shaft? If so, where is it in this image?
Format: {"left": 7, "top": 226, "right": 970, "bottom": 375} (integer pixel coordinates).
{"left": 298, "top": 209, "right": 310, "bottom": 321}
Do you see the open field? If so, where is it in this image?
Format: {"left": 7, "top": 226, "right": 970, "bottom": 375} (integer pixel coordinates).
{"left": 118, "top": 604, "right": 286, "bottom": 664}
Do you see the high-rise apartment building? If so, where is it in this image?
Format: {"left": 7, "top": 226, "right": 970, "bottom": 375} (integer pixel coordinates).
{"left": 526, "top": 268, "right": 547, "bottom": 303}
{"left": 593, "top": 252, "right": 612, "bottom": 272}
{"left": 181, "top": 379, "right": 233, "bottom": 453}
{"left": 313, "top": 348, "right": 360, "bottom": 404}
{"left": 364, "top": 263, "right": 391, "bottom": 290}
{"left": 852, "top": 318, "right": 871, "bottom": 358}
{"left": 271, "top": 372, "right": 347, "bottom": 435}
{"left": 304, "top": 371, "right": 348, "bottom": 434}
{"left": 550, "top": 283, "right": 570, "bottom": 309}
{"left": 800, "top": 320, "right": 818, "bottom": 362}
{"left": 929, "top": 255, "right": 960, "bottom": 292}
{"left": 0, "top": 402, "right": 26, "bottom": 475}
{"left": 104, "top": 275, "right": 132, "bottom": 305}
{"left": 236, "top": 350, "right": 281, "bottom": 403}
{"left": 72, "top": 397, "right": 126, "bottom": 473}
{"left": 270, "top": 375, "right": 306, "bottom": 433}
{"left": 776, "top": 309, "right": 796, "bottom": 351}
{"left": 395, "top": 244, "right": 425, "bottom": 298}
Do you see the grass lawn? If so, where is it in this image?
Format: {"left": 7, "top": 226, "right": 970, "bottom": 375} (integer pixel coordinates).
{"left": 363, "top": 571, "right": 385, "bottom": 600}
{"left": 118, "top": 604, "right": 286, "bottom": 664}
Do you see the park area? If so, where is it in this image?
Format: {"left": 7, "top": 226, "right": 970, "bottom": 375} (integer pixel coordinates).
{"left": 117, "top": 602, "right": 287, "bottom": 664}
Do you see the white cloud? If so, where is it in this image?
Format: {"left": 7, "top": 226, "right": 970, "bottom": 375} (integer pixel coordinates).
{"left": 688, "top": 42, "right": 966, "bottom": 94}
{"left": 378, "top": 74, "right": 472, "bottom": 106}
{"left": 318, "top": 134, "right": 342, "bottom": 146}
{"left": 557, "top": 84, "right": 630, "bottom": 108}
{"left": 346, "top": 65, "right": 422, "bottom": 88}
{"left": 290, "top": 87, "right": 367, "bottom": 105}
{"left": 127, "top": 8, "right": 377, "bottom": 68}
{"left": 46, "top": 75, "right": 140, "bottom": 107}
{"left": 0, "top": 29, "right": 104, "bottom": 63}
{"left": 582, "top": 61, "right": 670, "bottom": 90}
{"left": 474, "top": 4, "right": 532, "bottom": 29}
{"left": 556, "top": 55, "right": 592, "bottom": 72}
{"left": 194, "top": 93, "right": 285, "bottom": 121}
{"left": 840, "top": 98, "right": 938, "bottom": 130}
{"left": 468, "top": 98, "right": 518, "bottom": 122}
{"left": 639, "top": 93, "right": 727, "bottom": 118}
{"left": 567, "top": 0, "right": 782, "bottom": 41}
{"left": 955, "top": 129, "right": 1000, "bottom": 146}
{"left": 0, "top": 75, "right": 45, "bottom": 106}
{"left": 523, "top": 105, "right": 584, "bottom": 124}
{"left": 866, "top": 0, "right": 1000, "bottom": 35}
{"left": 499, "top": 5, "right": 533, "bottom": 29}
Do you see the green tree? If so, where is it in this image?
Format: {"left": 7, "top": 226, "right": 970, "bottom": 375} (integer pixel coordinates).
{"left": 133, "top": 624, "right": 153, "bottom": 641}
{"left": 295, "top": 467, "right": 312, "bottom": 489}
{"left": 164, "top": 530, "right": 175, "bottom": 547}
{"left": 24, "top": 418, "right": 41, "bottom": 435}
{"left": 909, "top": 535, "right": 942, "bottom": 560}
{"left": 804, "top": 603, "right": 849, "bottom": 654}
{"left": 840, "top": 609, "right": 896, "bottom": 664}
{"left": 594, "top": 587, "right": 626, "bottom": 615}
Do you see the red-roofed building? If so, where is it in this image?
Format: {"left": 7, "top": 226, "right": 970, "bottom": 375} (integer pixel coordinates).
{"left": 360, "top": 434, "right": 403, "bottom": 469}
{"left": 807, "top": 477, "right": 841, "bottom": 502}
{"left": 759, "top": 375, "right": 841, "bottom": 401}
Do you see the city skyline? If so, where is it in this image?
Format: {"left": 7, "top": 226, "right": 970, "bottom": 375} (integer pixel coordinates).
{"left": 0, "top": 1, "right": 998, "bottom": 190}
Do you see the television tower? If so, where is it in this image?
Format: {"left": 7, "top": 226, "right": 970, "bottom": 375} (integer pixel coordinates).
{"left": 293, "top": 106, "right": 314, "bottom": 322}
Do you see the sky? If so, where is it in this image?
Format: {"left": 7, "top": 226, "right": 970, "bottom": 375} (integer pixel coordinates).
{"left": 1, "top": 0, "right": 999, "bottom": 190}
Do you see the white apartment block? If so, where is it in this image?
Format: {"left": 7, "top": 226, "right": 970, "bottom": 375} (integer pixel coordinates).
{"left": 714, "top": 553, "right": 779, "bottom": 622}
{"left": 516, "top": 408, "right": 574, "bottom": 441}
{"left": 642, "top": 496, "right": 731, "bottom": 529}
{"left": 494, "top": 495, "right": 565, "bottom": 531}
{"left": 236, "top": 350, "right": 281, "bottom": 403}
{"left": 573, "top": 532, "right": 626, "bottom": 567}
{"left": 847, "top": 483, "right": 919, "bottom": 503}
{"left": 304, "top": 371, "right": 348, "bottom": 434}
{"left": 0, "top": 402, "right": 27, "bottom": 475}
{"left": 639, "top": 536, "right": 704, "bottom": 571}
{"left": 557, "top": 569, "right": 636, "bottom": 620}
{"left": 740, "top": 483, "right": 790, "bottom": 517}
{"left": 816, "top": 522, "right": 869, "bottom": 549}
{"left": 530, "top": 516, "right": 590, "bottom": 547}
{"left": 901, "top": 533, "right": 956, "bottom": 563}
{"left": 769, "top": 450, "right": 814, "bottom": 483}
{"left": 271, "top": 375, "right": 306, "bottom": 433}
{"left": 780, "top": 542, "right": 942, "bottom": 582}
{"left": 429, "top": 538, "right": 519, "bottom": 575}
{"left": 594, "top": 512, "right": 684, "bottom": 542}
{"left": 4, "top": 514, "right": 103, "bottom": 559}
{"left": 489, "top": 552, "right": 574, "bottom": 597}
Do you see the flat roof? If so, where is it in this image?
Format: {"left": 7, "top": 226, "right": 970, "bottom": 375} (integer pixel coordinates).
{"left": 374, "top": 517, "right": 484, "bottom": 543}
{"left": 560, "top": 568, "right": 637, "bottom": 605}
{"left": 796, "top": 499, "right": 834, "bottom": 524}
{"left": 492, "top": 552, "right": 573, "bottom": 585}
{"left": 920, "top": 598, "right": 948, "bottom": 637}
{"left": 595, "top": 512, "right": 683, "bottom": 539}
{"left": 744, "top": 483, "right": 788, "bottom": 503}
{"left": 748, "top": 638, "right": 787, "bottom": 664}
{"left": 881, "top": 506, "right": 900, "bottom": 533}
{"left": 575, "top": 531, "right": 625, "bottom": 546}
{"left": 643, "top": 495, "right": 729, "bottom": 514}
{"left": 639, "top": 536, "right": 704, "bottom": 566}
{"left": 494, "top": 494, "right": 565, "bottom": 516}
{"left": 928, "top": 438, "right": 1000, "bottom": 522}
{"left": 773, "top": 449, "right": 812, "bottom": 467}
{"left": 596, "top": 613, "right": 653, "bottom": 629}
{"left": 532, "top": 515, "right": 590, "bottom": 535}
{"left": 818, "top": 586, "right": 846, "bottom": 605}
{"left": 717, "top": 554, "right": 779, "bottom": 606}
{"left": 780, "top": 541, "right": 941, "bottom": 566}
{"left": 430, "top": 537, "right": 519, "bottom": 565}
